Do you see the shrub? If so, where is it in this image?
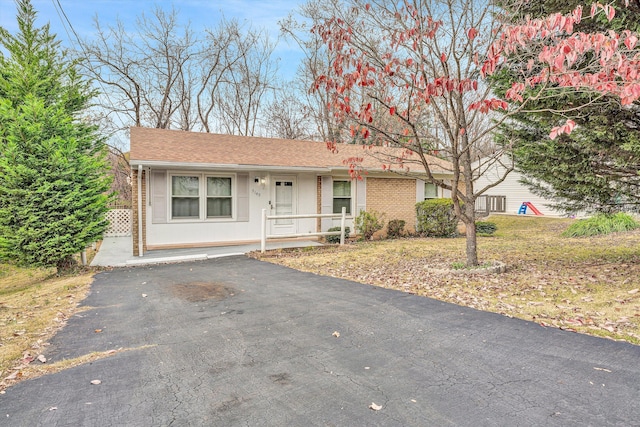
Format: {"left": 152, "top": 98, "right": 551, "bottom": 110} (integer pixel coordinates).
{"left": 562, "top": 213, "right": 639, "bottom": 237}
{"left": 355, "top": 210, "right": 384, "bottom": 240}
{"left": 475, "top": 221, "right": 497, "bottom": 236}
{"left": 387, "top": 219, "right": 406, "bottom": 239}
{"left": 415, "top": 199, "right": 458, "bottom": 237}
{"left": 326, "top": 226, "right": 351, "bottom": 244}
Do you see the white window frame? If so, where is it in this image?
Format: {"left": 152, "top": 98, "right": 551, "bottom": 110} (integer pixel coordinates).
{"left": 168, "top": 172, "right": 236, "bottom": 222}
{"left": 332, "top": 179, "right": 353, "bottom": 214}
{"left": 170, "top": 174, "right": 201, "bottom": 220}
{"left": 424, "top": 182, "right": 440, "bottom": 200}
{"left": 205, "top": 175, "right": 233, "bottom": 219}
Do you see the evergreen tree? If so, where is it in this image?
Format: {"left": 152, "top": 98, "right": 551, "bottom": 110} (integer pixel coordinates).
{"left": 493, "top": 0, "right": 640, "bottom": 214}
{"left": 0, "top": 0, "right": 111, "bottom": 271}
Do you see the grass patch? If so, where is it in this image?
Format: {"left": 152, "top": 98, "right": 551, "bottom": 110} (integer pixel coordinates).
{"left": 254, "top": 215, "right": 640, "bottom": 345}
{"left": 562, "top": 213, "right": 639, "bottom": 237}
{"left": 0, "top": 263, "right": 94, "bottom": 390}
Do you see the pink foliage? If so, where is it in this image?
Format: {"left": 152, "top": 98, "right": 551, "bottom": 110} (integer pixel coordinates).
{"left": 549, "top": 119, "right": 577, "bottom": 140}
{"left": 314, "top": 2, "right": 639, "bottom": 141}
{"left": 484, "top": 3, "right": 640, "bottom": 137}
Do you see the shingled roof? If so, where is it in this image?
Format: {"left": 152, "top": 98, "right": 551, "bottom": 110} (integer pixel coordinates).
{"left": 129, "top": 127, "right": 452, "bottom": 174}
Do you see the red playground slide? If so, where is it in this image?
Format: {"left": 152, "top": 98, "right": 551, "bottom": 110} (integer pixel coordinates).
{"left": 518, "top": 202, "right": 543, "bottom": 215}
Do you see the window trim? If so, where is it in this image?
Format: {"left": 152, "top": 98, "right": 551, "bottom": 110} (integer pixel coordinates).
{"left": 168, "top": 171, "right": 236, "bottom": 222}
{"left": 206, "top": 176, "right": 233, "bottom": 219}
{"left": 424, "top": 182, "right": 440, "bottom": 200}
{"left": 332, "top": 179, "right": 352, "bottom": 214}
{"left": 170, "top": 174, "right": 201, "bottom": 220}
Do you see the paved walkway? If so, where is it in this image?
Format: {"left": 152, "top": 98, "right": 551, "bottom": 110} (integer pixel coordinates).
{"left": 90, "top": 236, "right": 322, "bottom": 267}
{"left": 2, "top": 257, "right": 639, "bottom": 426}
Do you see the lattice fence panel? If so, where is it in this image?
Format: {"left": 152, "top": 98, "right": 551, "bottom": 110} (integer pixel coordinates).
{"left": 105, "top": 209, "right": 132, "bottom": 236}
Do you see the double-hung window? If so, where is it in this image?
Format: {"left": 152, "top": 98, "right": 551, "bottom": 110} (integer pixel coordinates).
{"left": 171, "top": 175, "right": 200, "bottom": 219}
{"left": 207, "top": 177, "right": 232, "bottom": 218}
{"left": 333, "top": 180, "right": 351, "bottom": 214}
{"left": 170, "top": 173, "right": 234, "bottom": 220}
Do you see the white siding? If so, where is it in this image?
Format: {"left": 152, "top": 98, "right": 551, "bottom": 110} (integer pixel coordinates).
{"left": 474, "top": 156, "right": 564, "bottom": 216}
{"left": 145, "top": 170, "right": 318, "bottom": 247}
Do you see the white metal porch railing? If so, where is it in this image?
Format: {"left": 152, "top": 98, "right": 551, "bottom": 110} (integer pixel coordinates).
{"left": 261, "top": 207, "right": 350, "bottom": 253}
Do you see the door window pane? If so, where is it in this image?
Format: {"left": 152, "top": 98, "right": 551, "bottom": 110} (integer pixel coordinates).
{"left": 275, "top": 181, "right": 293, "bottom": 225}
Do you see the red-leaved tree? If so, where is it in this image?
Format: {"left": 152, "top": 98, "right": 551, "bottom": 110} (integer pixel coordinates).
{"left": 485, "top": 1, "right": 640, "bottom": 139}
{"left": 314, "top": 0, "right": 640, "bottom": 267}
{"left": 313, "top": 0, "right": 517, "bottom": 266}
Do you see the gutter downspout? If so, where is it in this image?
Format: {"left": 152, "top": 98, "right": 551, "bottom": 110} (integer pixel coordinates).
{"left": 137, "top": 164, "right": 144, "bottom": 257}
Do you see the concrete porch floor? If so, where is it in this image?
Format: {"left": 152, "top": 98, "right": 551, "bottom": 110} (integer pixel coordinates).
{"left": 90, "top": 236, "right": 322, "bottom": 268}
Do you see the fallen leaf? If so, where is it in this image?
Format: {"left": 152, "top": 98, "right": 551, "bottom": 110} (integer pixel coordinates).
{"left": 628, "top": 288, "right": 639, "bottom": 294}
{"left": 90, "top": 380, "right": 101, "bottom": 385}
{"left": 6, "top": 371, "right": 21, "bottom": 380}
{"left": 37, "top": 354, "right": 47, "bottom": 363}
{"left": 332, "top": 331, "right": 340, "bottom": 338}
{"left": 369, "top": 402, "right": 382, "bottom": 411}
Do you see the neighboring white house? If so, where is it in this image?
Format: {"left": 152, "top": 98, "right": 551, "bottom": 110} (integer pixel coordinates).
{"left": 474, "top": 155, "right": 566, "bottom": 216}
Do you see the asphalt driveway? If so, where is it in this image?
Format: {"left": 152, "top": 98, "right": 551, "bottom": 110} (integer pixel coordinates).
{"left": 2, "top": 257, "right": 639, "bottom": 426}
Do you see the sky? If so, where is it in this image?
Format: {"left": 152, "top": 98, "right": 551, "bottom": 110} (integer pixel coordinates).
{"left": 0, "top": 0, "right": 305, "bottom": 79}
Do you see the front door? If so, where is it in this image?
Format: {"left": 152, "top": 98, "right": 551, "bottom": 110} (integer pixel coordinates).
{"left": 271, "top": 176, "right": 297, "bottom": 235}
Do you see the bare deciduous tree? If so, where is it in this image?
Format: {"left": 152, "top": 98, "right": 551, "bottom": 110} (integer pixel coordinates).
{"left": 264, "top": 93, "right": 313, "bottom": 139}
{"left": 280, "top": 0, "right": 350, "bottom": 142}
{"left": 107, "top": 146, "right": 132, "bottom": 205}
{"left": 81, "top": 7, "right": 279, "bottom": 136}
{"left": 213, "top": 27, "right": 279, "bottom": 136}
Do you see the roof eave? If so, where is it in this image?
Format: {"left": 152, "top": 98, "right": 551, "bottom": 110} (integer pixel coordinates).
{"left": 129, "top": 160, "right": 331, "bottom": 173}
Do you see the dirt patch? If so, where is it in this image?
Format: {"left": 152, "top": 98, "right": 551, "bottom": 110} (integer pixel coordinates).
{"left": 171, "top": 282, "right": 236, "bottom": 302}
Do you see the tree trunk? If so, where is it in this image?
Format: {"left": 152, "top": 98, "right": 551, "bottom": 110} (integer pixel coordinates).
{"left": 464, "top": 202, "right": 478, "bottom": 267}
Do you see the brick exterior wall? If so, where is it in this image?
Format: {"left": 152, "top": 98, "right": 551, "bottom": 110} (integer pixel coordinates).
{"left": 131, "top": 169, "right": 147, "bottom": 256}
{"left": 366, "top": 177, "right": 417, "bottom": 233}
